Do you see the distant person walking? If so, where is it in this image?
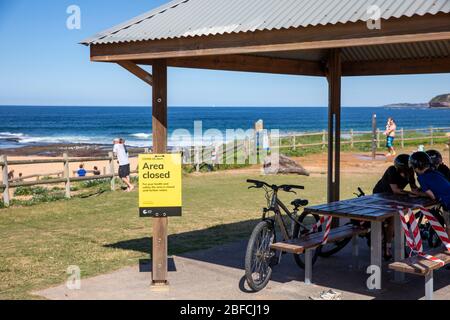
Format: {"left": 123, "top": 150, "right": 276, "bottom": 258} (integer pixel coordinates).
{"left": 384, "top": 117, "right": 397, "bottom": 157}
{"left": 113, "top": 138, "right": 134, "bottom": 192}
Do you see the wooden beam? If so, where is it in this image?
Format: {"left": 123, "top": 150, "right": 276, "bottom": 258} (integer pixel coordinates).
{"left": 151, "top": 59, "right": 168, "bottom": 286}
{"left": 117, "top": 61, "right": 153, "bottom": 86}
{"left": 164, "top": 55, "right": 325, "bottom": 76}
{"left": 91, "top": 13, "right": 450, "bottom": 62}
{"left": 343, "top": 56, "right": 450, "bottom": 76}
{"left": 327, "top": 49, "right": 341, "bottom": 204}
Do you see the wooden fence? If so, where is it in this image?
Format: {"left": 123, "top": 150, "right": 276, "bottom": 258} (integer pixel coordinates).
{"left": 277, "top": 126, "right": 450, "bottom": 150}
{"left": 1, "top": 127, "right": 449, "bottom": 205}
{"left": 0, "top": 152, "right": 141, "bottom": 207}
{"left": 186, "top": 126, "right": 450, "bottom": 171}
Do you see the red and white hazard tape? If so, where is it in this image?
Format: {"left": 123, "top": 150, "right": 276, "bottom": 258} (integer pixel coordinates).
{"left": 311, "top": 215, "right": 333, "bottom": 244}
{"left": 419, "top": 207, "right": 450, "bottom": 251}
{"left": 398, "top": 207, "right": 448, "bottom": 267}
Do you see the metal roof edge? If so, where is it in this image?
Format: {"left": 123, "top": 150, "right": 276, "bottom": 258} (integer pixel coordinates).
{"left": 79, "top": 0, "right": 190, "bottom": 46}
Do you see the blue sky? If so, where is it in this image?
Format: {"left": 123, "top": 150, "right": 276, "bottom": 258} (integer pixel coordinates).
{"left": 0, "top": 0, "right": 449, "bottom": 107}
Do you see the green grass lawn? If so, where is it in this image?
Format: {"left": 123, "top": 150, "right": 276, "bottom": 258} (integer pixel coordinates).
{"left": 0, "top": 171, "right": 380, "bottom": 299}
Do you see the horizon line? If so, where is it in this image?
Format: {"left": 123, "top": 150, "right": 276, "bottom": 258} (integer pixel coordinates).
{"left": 0, "top": 104, "right": 427, "bottom": 108}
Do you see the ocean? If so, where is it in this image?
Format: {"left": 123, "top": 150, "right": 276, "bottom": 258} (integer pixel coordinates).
{"left": 0, "top": 106, "right": 449, "bottom": 148}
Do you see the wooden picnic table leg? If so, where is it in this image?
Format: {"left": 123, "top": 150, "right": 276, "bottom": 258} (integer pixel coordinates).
{"left": 394, "top": 214, "right": 405, "bottom": 282}
{"left": 424, "top": 271, "right": 434, "bottom": 300}
{"left": 304, "top": 249, "right": 313, "bottom": 285}
{"left": 370, "top": 221, "right": 383, "bottom": 290}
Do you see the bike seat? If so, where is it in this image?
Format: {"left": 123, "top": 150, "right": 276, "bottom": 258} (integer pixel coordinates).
{"left": 291, "top": 199, "right": 309, "bottom": 207}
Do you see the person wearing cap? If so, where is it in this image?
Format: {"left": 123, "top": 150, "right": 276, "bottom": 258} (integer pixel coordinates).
{"left": 426, "top": 149, "right": 450, "bottom": 181}
{"left": 113, "top": 138, "right": 134, "bottom": 192}
{"left": 373, "top": 154, "right": 420, "bottom": 260}
{"left": 410, "top": 151, "right": 450, "bottom": 239}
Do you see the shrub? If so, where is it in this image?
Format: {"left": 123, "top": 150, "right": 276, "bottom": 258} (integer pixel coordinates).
{"left": 14, "top": 186, "right": 48, "bottom": 196}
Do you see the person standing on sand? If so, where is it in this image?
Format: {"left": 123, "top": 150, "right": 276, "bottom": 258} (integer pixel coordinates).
{"left": 384, "top": 117, "right": 397, "bottom": 157}
{"left": 113, "top": 138, "right": 134, "bottom": 192}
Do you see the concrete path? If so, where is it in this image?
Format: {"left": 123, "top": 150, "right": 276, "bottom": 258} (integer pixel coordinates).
{"left": 35, "top": 239, "right": 450, "bottom": 300}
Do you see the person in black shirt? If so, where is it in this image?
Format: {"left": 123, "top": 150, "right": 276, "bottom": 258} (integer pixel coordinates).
{"left": 373, "top": 154, "right": 420, "bottom": 260}
{"left": 426, "top": 150, "right": 450, "bottom": 182}
{"left": 373, "top": 154, "right": 419, "bottom": 195}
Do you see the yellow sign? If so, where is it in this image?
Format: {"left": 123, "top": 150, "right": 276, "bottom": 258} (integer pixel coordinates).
{"left": 139, "top": 154, "right": 182, "bottom": 217}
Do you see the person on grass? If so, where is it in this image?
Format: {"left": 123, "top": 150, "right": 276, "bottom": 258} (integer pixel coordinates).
{"left": 409, "top": 152, "right": 450, "bottom": 240}
{"left": 113, "top": 138, "right": 134, "bottom": 192}
{"left": 373, "top": 154, "right": 420, "bottom": 260}
{"left": 77, "top": 164, "right": 87, "bottom": 177}
{"left": 426, "top": 149, "right": 450, "bottom": 181}
{"left": 384, "top": 117, "right": 397, "bottom": 157}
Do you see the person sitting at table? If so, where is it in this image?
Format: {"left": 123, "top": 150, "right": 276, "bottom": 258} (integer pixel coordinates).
{"left": 426, "top": 149, "right": 450, "bottom": 181}
{"left": 372, "top": 154, "right": 420, "bottom": 260}
{"left": 409, "top": 152, "right": 450, "bottom": 240}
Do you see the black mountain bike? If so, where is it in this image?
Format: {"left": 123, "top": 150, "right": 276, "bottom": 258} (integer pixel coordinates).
{"left": 244, "top": 179, "right": 320, "bottom": 292}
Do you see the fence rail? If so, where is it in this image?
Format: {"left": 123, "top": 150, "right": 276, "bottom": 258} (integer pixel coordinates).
{"left": 1, "top": 127, "right": 449, "bottom": 207}
{"left": 0, "top": 152, "right": 142, "bottom": 207}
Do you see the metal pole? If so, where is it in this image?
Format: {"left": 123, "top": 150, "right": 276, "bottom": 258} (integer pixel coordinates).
{"left": 425, "top": 271, "right": 434, "bottom": 300}
{"left": 63, "top": 153, "right": 71, "bottom": 199}
{"left": 1, "top": 155, "right": 10, "bottom": 207}
{"left": 372, "top": 114, "right": 377, "bottom": 160}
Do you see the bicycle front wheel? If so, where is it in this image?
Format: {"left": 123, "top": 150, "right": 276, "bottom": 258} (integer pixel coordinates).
{"left": 245, "top": 220, "right": 276, "bottom": 292}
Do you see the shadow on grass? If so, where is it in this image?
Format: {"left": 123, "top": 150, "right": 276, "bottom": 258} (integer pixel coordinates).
{"left": 105, "top": 220, "right": 449, "bottom": 300}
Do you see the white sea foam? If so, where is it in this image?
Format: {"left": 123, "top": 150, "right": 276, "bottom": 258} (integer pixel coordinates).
{"left": 131, "top": 133, "right": 151, "bottom": 139}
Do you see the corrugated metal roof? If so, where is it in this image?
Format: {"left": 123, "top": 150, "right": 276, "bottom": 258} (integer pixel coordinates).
{"left": 82, "top": 0, "right": 450, "bottom": 45}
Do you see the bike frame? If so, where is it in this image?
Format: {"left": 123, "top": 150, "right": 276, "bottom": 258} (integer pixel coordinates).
{"left": 262, "top": 189, "right": 302, "bottom": 242}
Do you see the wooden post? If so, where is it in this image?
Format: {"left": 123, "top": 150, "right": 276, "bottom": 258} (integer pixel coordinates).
{"left": 292, "top": 135, "right": 296, "bottom": 151}
{"left": 372, "top": 114, "right": 377, "bottom": 160}
{"left": 152, "top": 59, "right": 168, "bottom": 286}
{"left": 376, "top": 129, "right": 381, "bottom": 149}
{"left": 63, "top": 153, "right": 71, "bottom": 199}
{"left": 1, "top": 155, "right": 10, "bottom": 207}
{"left": 195, "top": 147, "right": 200, "bottom": 172}
{"left": 108, "top": 152, "right": 115, "bottom": 191}
{"left": 322, "top": 130, "right": 326, "bottom": 149}
{"left": 430, "top": 127, "right": 434, "bottom": 146}
{"left": 350, "top": 129, "right": 354, "bottom": 149}
{"left": 401, "top": 128, "right": 405, "bottom": 148}
{"left": 327, "top": 49, "right": 341, "bottom": 207}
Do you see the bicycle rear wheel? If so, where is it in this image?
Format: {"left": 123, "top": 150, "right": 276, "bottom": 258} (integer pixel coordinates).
{"left": 245, "top": 220, "right": 276, "bottom": 292}
{"left": 293, "top": 213, "right": 320, "bottom": 269}
{"left": 318, "top": 223, "right": 352, "bottom": 258}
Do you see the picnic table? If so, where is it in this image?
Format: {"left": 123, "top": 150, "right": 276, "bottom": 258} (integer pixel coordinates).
{"left": 304, "top": 193, "right": 437, "bottom": 289}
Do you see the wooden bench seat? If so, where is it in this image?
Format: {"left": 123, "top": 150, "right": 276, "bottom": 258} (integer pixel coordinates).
{"left": 271, "top": 224, "right": 368, "bottom": 254}
{"left": 389, "top": 248, "right": 450, "bottom": 300}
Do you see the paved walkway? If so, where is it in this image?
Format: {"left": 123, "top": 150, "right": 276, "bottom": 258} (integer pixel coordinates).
{"left": 35, "top": 239, "right": 450, "bottom": 300}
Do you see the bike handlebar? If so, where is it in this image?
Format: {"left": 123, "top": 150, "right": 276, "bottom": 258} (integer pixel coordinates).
{"left": 246, "top": 179, "right": 304, "bottom": 191}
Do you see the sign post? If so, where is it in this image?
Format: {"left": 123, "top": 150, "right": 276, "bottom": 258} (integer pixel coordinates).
{"left": 139, "top": 153, "right": 182, "bottom": 287}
